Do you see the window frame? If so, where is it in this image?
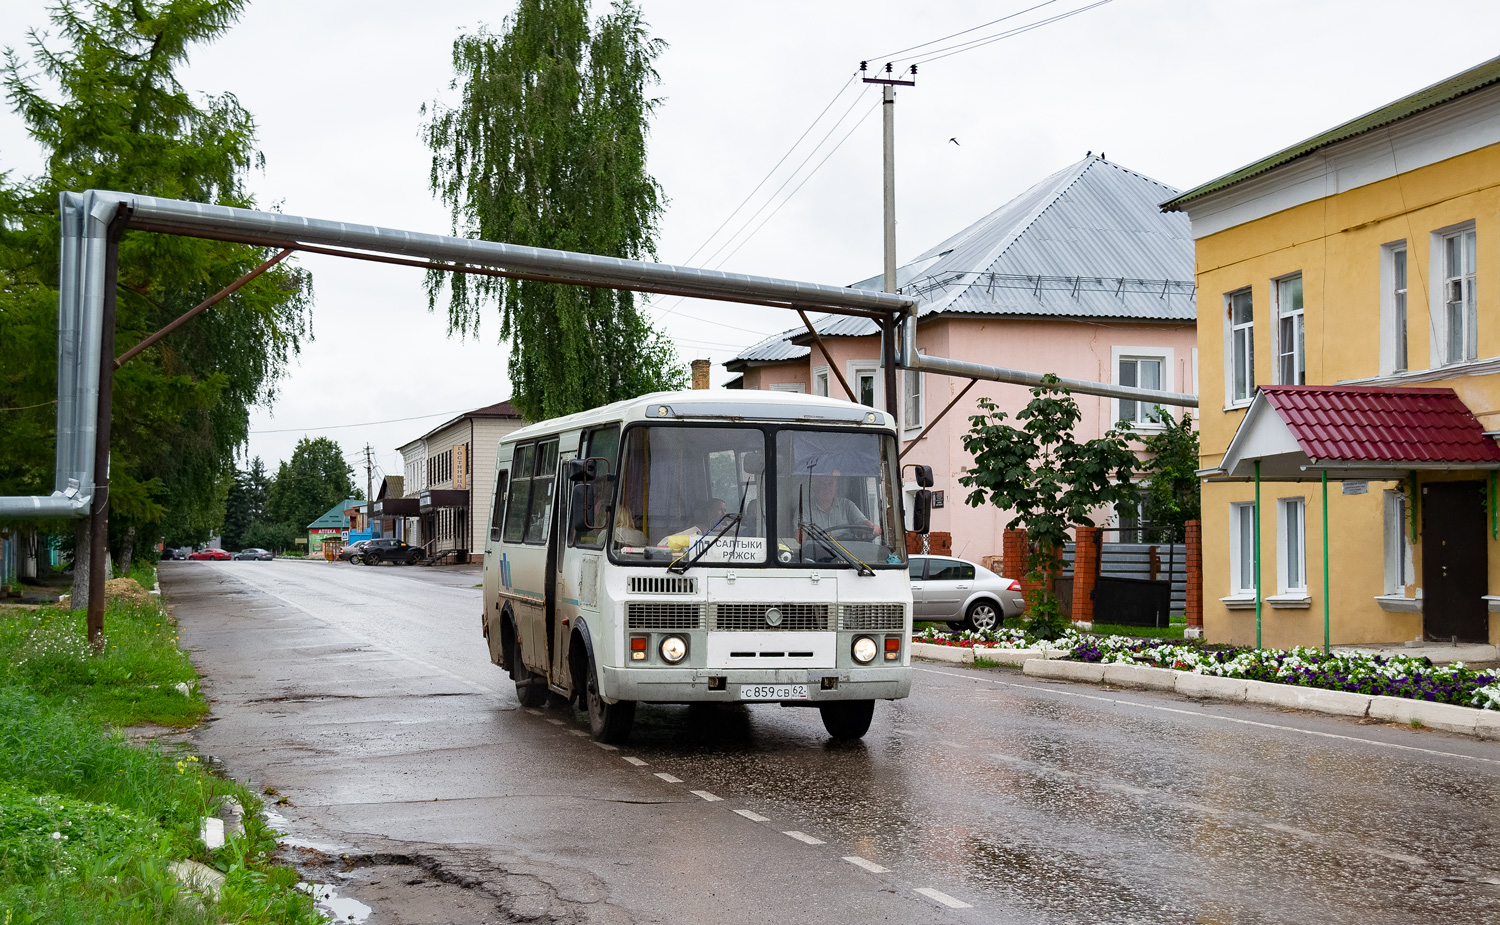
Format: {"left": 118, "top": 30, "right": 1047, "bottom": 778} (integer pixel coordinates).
{"left": 488, "top": 467, "right": 509, "bottom": 543}
{"left": 812, "top": 367, "right": 830, "bottom": 398}
{"left": 1273, "top": 273, "right": 1305, "bottom": 385}
{"left": 1225, "top": 288, "right": 1255, "bottom": 408}
{"left": 1229, "top": 501, "right": 1257, "bottom": 595}
{"left": 1112, "top": 346, "right": 1172, "bottom": 428}
{"left": 847, "top": 360, "right": 881, "bottom": 409}
{"left": 1383, "top": 489, "right": 1414, "bottom": 596}
{"left": 903, "top": 367, "right": 924, "bottom": 431}
{"left": 1429, "top": 221, "right": 1478, "bottom": 367}
{"left": 1277, "top": 497, "right": 1307, "bottom": 595}
{"left": 1380, "top": 242, "right": 1409, "bottom": 375}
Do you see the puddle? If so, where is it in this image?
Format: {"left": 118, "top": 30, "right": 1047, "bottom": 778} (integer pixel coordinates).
{"left": 264, "top": 807, "right": 347, "bottom": 853}
{"left": 299, "top": 882, "right": 373, "bottom": 923}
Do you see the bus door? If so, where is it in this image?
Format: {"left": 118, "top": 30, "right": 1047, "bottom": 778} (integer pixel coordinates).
{"left": 547, "top": 446, "right": 578, "bottom": 689}
{"left": 558, "top": 425, "right": 620, "bottom": 685}
{"left": 505, "top": 439, "right": 557, "bottom": 675}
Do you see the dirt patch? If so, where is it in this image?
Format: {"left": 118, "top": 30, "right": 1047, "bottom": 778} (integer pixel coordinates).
{"left": 105, "top": 576, "right": 152, "bottom": 604}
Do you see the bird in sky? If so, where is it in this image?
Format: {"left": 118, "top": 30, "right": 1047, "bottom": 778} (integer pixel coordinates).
{"left": 949, "top": 137, "right": 960, "bottom": 145}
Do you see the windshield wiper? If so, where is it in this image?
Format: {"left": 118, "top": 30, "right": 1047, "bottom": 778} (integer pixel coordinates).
{"left": 798, "top": 521, "right": 874, "bottom": 576}
{"left": 668, "top": 513, "right": 743, "bottom": 574}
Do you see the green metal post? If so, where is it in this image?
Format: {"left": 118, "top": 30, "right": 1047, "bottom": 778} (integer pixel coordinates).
{"left": 1254, "top": 460, "right": 1262, "bottom": 650}
{"left": 1490, "top": 471, "right": 1497, "bottom": 539}
{"left": 1322, "top": 470, "right": 1330, "bottom": 655}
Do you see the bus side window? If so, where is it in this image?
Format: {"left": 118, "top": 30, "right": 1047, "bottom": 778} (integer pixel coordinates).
{"left": 524, "top": 440, "right": 559, "bottom": 545}
{"left": 489, "top": 468, "right": 509, "bottom": 543}
{"left": 572, "top": 426, "right": 620, "bottom": 549}
{"left": 502, "top": 444, "right": 535, "bottom": 544}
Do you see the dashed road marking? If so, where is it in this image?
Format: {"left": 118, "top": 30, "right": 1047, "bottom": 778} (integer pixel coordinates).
{"left": 690, "top": 790, "right": 722, "bottom": 802}
{"left": 567, "top": 729, "right": 589, "bottom": 736}
{"left": 593, "top": 742, "right": 618, "bottom": 751}
{"left": 622, "top": 756, "right": 647, "bottom": 767}
{"left": 545, "top": 718, "right": 565, "bottom": 726}
{"left": 914, "top": 887, "right": 972, "bottom": 909}
{"left": 842, "top": 856, "right": 888, "bottom": 873}
{"left": 783, "top": 831, "right": 825, "bottom": 845}
{"left": 524, "top": 708, "right": 542, "bottom": 716}
{"left": 733, "top": 809, "right": 770, "bottom": 823}
{"left": 654, "top": 772, "right": 683, "bottom": 783}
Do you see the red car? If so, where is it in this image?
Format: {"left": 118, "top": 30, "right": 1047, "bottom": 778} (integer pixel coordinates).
{"left": 188, "top": 548, "right": 231, "bottom": 561}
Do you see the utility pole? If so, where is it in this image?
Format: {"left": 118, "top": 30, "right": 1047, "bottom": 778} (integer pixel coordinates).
{"left": 364, "top": 444, "right": 375, "bottom": 537}
{"left": 861, "top": 61, "right": 915, "bottom": 428}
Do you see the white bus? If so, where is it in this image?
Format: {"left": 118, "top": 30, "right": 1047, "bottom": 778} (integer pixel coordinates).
{"left": 479, "top": 389, "right": 930, "bottom": 743}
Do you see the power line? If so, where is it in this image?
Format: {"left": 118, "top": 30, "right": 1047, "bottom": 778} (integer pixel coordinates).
{"left": 903, "top": 0, "right": 1117, "bottom": 67}
{"left": 865, "top": 0, "right": 1065, "bottom": 61}
{"left": 251, "top": 407, "right": 471, "bottom": 435}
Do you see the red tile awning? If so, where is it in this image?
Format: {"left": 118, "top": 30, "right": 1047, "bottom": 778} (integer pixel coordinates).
{"left": 1208, "top": 385, "right": 1500, "bottom": 481}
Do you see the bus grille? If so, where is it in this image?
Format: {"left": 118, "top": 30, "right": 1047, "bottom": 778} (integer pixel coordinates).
{"left": 627, "top": 602, "right": 704, "bottom": 630}
{"left": 628, "top": 576, "right": 697, "bottom": 594}
{"left": 712, "top": 603, "right": 831, "bottom": 632}
{"left": 838, "top": 604, "right": 906, "bottom": 631}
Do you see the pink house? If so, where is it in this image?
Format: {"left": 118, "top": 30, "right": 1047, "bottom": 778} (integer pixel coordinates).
{"left": 725, "top": 155, "right": 1199, "bottom": 561}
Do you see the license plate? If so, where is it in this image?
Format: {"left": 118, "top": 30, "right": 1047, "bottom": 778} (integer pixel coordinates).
{"left": 739, "top": 684, "right": 809, "bottom": 701}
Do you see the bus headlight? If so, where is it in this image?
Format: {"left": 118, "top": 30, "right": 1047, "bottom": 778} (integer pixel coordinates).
{"left": 660, "top": 635, "right": 688, "bottom": 664}
{"left": 852, "top": 636, "right": 878, "bottom": 664}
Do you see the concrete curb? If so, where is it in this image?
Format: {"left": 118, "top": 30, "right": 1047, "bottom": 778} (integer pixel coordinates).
{"left": 910, "top": 643, "right": 1073, "bottom": 668}
{"left": 1017, "top": 659, "right": 1500, "bottom": 740}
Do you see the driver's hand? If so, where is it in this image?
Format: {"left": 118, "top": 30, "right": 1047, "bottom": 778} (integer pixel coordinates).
{"left": 869, "top": 521, "right": 882, "bottom": 537}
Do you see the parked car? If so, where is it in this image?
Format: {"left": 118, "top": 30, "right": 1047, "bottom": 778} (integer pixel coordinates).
{"left": 188, "top": 548, "right": 231, "bottom": 561}
{"left": 908, "top": 554, "right": 1025, "bottom": 632}
{"left": 161, "top": 548, "right": 187, "bottom": 560}
{"left": 337, "top": 540, "right": 371, "bottom": 564}
{"left": 359, "top": 537, "right": 424, "bottom": 566}
{"left": 231, "top": 547, "right": 273, "bottom": 561}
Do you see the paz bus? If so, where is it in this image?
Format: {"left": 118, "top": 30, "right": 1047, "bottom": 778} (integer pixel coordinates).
{"left": 479, "top": 389, "right": 932, "bottom": 743}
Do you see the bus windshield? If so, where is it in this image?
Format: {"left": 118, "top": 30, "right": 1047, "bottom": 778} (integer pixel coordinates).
{"left": 609, "top": 424, "right": 906, "bottom": 569}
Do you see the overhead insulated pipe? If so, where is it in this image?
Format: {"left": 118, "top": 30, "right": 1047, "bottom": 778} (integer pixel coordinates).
{"left": 898, "top": 312, "right": 1198, "bottom": 408}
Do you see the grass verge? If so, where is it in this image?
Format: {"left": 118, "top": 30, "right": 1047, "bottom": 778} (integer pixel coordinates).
{"left": 0, "top": 569, "right": 324, "bottom": 924}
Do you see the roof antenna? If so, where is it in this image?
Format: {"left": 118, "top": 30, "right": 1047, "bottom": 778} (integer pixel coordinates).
{"left": 1101, "top": 151, "right": 1106, "bottom": 161}
{"left": 1086, "top": 150, "right": 1091, "bottom": 157}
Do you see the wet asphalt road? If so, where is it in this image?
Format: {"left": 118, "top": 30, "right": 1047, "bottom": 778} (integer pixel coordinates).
{"left": 163, "top": 560, "right": 1500, "bottom": 924}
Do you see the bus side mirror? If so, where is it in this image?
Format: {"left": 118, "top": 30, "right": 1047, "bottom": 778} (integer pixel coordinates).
{"left": 571, "top": 482, "right": 598, "bottom": 533}
{"left": 742, "top": 450, "right": 764, "bottom": 476}
{"left": 912, "top": 489, "right": 933, "bottom": 534}
{"left": 913, "top": 465, "right": 934, "bottom": 488}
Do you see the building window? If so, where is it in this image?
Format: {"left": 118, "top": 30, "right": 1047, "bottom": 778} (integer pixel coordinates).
{"left": 1278, "top": 498, "right": 1306, "bottom": 594}
{"left": 1275, "top": 275, "right": 1304, "bottom": 385}
{"left": 1230, "top": 502, "right": 1256, "bottom": 595}
{"left": 1227, "top": 289, "right": 1255, "bottom": 405}
{"left": 813, "top": 368, "right": 829, "bottom": 397}
{"left": 903, "top": 368, "right": 923, "bottom": 429}
{"left": 1442, "top": 227, "right": 1477, "bottom": 364}
{"left": 1117, "top": 356, "right": 1164, "bottom": 425}
{"left": 1380, "top": 248, "right": 1404, "bottom": 374}
{"left": 1383, "top": 490, "right": 1413, "bottom": 595}
{"left": 856, "top": 370, "right": 877, "bottom": 407}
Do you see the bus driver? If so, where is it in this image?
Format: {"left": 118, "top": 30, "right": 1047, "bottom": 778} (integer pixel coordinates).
{"left": 805, "top": 472, "right": 881, "bottom": 536}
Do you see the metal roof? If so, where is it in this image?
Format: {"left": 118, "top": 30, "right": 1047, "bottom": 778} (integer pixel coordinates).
{"left": 1162, "top": 53, "right": 1500, "bottom": 211}
{"left": 1263, "top": 386, "right": 1500, "bottom": 465}
{"left": 724, "top": 327, "right": 813, "bottom": 369}
{"left": 308, "top": 498, "right": 363, "bottom": 530}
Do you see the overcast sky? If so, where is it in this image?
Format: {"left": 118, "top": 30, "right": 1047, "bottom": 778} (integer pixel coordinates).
{"left": 4, "top": 0, "right": 1499, "bottom": 483}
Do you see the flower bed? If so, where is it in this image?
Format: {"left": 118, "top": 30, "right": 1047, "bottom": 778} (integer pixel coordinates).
{"left": 1072, "top": 636, "right": 1500, "bottom": 711}
{"left": 912, "top": 626, "right": 1087, "bottom": 650}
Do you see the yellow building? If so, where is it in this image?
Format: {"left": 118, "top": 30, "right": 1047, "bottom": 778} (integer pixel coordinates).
{"left": 1163, "top": 56, "right": 1500, "bottom": 649}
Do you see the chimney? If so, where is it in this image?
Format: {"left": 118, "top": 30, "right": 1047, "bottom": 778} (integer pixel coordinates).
{"left": 690, "top": 359, "right": 711, "bottom": 390}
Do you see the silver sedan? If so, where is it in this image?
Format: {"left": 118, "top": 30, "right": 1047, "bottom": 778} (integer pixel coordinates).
{"left": 908, "top": 554, "right": 1025, "bottom": 632}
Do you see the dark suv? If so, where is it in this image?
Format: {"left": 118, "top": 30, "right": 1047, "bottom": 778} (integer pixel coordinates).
{"left": 360, "top": 537, "right": 424, "bottom": 566}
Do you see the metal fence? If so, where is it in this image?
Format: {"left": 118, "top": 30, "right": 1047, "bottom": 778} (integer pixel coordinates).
{"left": 1057, "top": 534, "right": 1188, "bottom": 622}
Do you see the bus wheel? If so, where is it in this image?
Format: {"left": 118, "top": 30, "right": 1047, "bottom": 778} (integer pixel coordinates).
{"left": 585, "top": 654, "right": 635, "bottom": 743}
{"left": 819, "top": 700, "right": 874, "bottom": 740}
{"left": 512, "top": 633, "right": 548, "bottom": 708}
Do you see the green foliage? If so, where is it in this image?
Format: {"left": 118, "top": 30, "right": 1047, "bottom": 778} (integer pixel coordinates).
{"left": 264, "top": 436, "right": 354, "bottom": 531}
{"left": 220, "top": 457, "right": 268, "bottom": 550}
{"left": 240, "top": 520, "right": 297, "bottom": 554}
{"left": 0, "top": 0, "right": 312, "bottom": 544}
{"left": 1138, "top": 409, "right": 1200, "bottom": 543}
{"left": 423, "top": 0, "right": 686, "bottom": 421}
{"left": 0, "top": 783, "right": 161, "bottom": 881}
{"left": 959, "top": 376, "right": 1141, "bottom": 638}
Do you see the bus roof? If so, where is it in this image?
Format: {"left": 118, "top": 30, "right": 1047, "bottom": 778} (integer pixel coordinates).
{"left": 500, "top": 389, "right": 894, "bottom": 444}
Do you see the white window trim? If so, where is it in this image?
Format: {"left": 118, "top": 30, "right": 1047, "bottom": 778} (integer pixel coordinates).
{"left": 1271, "top": 273, "right": 1305, "bottom": 386}
{"left": 1428, "top": 220, "right": 1478, "bottom": 368}
{"left": 1224, "top": 288, "right": 1255, "bottom": 410}
{"left": 1111, "top": 345, "right": 1175, "bottom": 430}
{"left": 903, "top": 366, "right": 924, "bottom": 432}
{"left": 1276, "top": 497, "right": 1307, "bottom": 596}
{"left": 812, "top": 365, "right": 830, "bottom": 398}
{"left": 1379, "top": 241, "right": 1409, "bottom": 375}
{"left": 1382, "top": 489, "right": 1415, "bottom": 597}
{"left": 847, "top": 359, "right": 882, "bottom": 409}
{"left": 1228, "top": 501, "right": 1257, "bottom": 598}
{"left": 768, "top": 382, "right": 806, "bottom": 393}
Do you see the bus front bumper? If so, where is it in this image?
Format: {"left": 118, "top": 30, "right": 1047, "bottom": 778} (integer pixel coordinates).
{"left": 597, "top": 665, "right": 911, "bottom": 704}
